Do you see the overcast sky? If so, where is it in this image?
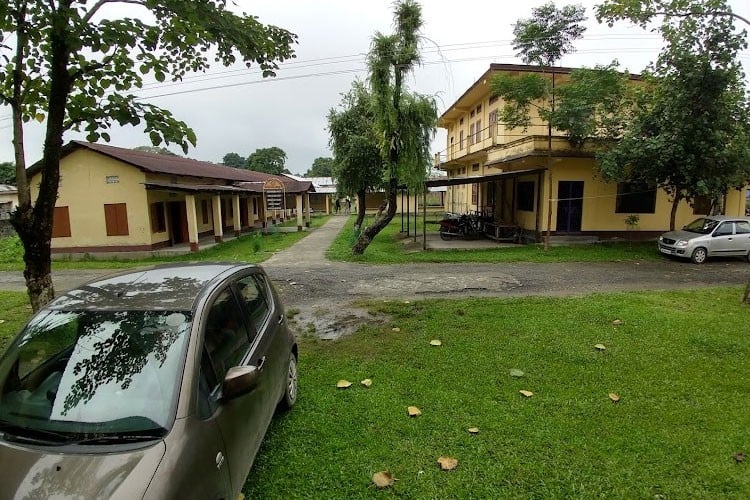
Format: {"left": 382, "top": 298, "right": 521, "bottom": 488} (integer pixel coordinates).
{"left": 1, "top": 0, "right": 748, "bottom": 174}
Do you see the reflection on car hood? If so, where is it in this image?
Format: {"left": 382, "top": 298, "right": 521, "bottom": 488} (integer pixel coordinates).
{"left": 0, "top": 438, "right": 165, "bottom": 499}
{"left": 661, "top": 229, "right": 702, "bottom": 241}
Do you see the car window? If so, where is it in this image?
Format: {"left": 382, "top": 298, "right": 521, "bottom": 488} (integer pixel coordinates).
{"left": 236, "top": 274, "right": 272, "bottom": 335}
{"left": 202, "top": 288, "right": 251, "bottom": 385}
{"left": 735, "top": 221, "right": 750, "bottom": 234}
{"left": 714, "top": 222, "right": 734, "bottom": 236}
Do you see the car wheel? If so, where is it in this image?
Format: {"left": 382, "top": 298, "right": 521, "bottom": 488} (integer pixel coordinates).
{"left": 691, "top": 247, "right": 708, "bottom": 264}
{"left": 277, "top": 353, "right": 298, "bottom": 411}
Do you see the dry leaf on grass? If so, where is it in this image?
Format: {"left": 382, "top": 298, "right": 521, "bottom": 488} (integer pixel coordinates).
{"left": 594, "top": 343, "right": 607, "bottom": 351}
{"left": 509, "top": 369, "right": 524, "bottom": 378}
{"left": 519, "top": 390, "right": 534, "bottom": 398}
{"left": 407, "top": 406, "right": 422, "bottom": 417}
{"left": 429, "top": 339, "right": 442, "bottom": 346}
{"left": 437, "top": 456, "right": 458, "bottom": 471}
{"left": 733, "top": 452, "right": 746, "bottom": 463}
{"left": 372, "top": 471, "right": 395, "bottom": 488}
{"left": 392, "top": 327, "right": 401, "bottom": 332}
{"left": 612, "top": 319, "right": 623, "bottom": 326}
{"left": 336, "top": 380, "right": 352, "bottom": 389}
{"left": 361, "top": 379, "right": 373, "bottom": 388}
{"left": 608, "top": 393, "right": 620, "bottom": 402}
{"left": 467, "top": 427, "right": 480, "bottom": 434}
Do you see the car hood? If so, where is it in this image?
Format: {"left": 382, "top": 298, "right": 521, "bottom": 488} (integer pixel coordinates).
{"left": 660, "top": 229, "right": 703, "bottom": 241}
{"left": 0, "top": 438, "right": 165, "bottom": 500}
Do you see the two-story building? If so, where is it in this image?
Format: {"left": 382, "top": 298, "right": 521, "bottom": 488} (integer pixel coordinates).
{"left": 28, "top": 141, "right": 314, "bottom": 256}
{"left": 435, "top": 63, "right": 747, "bottom": 242}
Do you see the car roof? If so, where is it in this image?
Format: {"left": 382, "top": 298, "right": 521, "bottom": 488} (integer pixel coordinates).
{"left": 701, "top": 215, "right": 750, "bottom": 222}
{"left": 48, "top": 263, "right": 258, "bottom": 311}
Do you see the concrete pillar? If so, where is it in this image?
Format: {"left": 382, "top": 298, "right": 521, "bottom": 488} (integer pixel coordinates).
{"left": 296, "top": 194, "right": 303, "bottom": 231}
{"left": 304, "top": 193, "right": 311, "bottom": 228}
{"left": 325, "top": 195, "right": 330, "bottom": 214}
{"left": 212, "top": 194, "right": 223, "bottom": 242}
{"left": 248, "top": 196, "right": 257, "bottom": 228}
{"left": 233, "top": 194, "right": 241, "bottom": 237}
{"left": 185, "top": 194, "right": 199, "bottom": 252}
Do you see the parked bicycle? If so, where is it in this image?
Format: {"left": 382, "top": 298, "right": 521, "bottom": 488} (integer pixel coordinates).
{"left": 438, "top": 212, "right": 485, "bottom": 240}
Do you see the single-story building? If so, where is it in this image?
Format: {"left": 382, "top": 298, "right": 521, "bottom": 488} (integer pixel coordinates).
{"left": 28, "top": 141, "right": 314, "bottom": 255}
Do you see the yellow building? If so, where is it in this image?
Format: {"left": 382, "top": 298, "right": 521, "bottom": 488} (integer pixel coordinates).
{"left": 436, "top": 64, "right": 747, "bottom": 242}
{"left": 28, "top": 141, "right": 313, "bottom": 255}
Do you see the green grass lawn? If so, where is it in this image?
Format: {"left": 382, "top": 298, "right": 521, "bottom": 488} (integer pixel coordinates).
{"left": 0, "top": 215, "right": 330, "bottom": 271}
{"left": 328, "top": 215, "right": 660, "bottom": 264}
{"left": 245, "top": 287, "right": 750, "bottom": 499}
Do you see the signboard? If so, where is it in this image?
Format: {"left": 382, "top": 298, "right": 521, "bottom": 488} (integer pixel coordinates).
{"left": 263, "top": 179, "right": 286, "bottom": 212}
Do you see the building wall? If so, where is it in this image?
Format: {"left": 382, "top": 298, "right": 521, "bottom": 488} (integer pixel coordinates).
{"left": 31, "top": 149, "right": 150, "bottom": 249}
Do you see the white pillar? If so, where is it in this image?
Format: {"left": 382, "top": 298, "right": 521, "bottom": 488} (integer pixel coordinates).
{"left": 212, "top": 194, "right": 223, "bottom": 242}
{"left": 296, "top": 194, "right": 303, "bottom": 231}
{"left": 185, "top": 194, "right": 199, "bottom": 252}
{"left": 233, "top": 194, "right": 241, "bottom": 237}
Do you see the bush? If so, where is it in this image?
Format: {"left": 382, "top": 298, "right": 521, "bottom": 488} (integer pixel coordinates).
{"left": 0, "top": 236, "right": 23, "bottom": 263}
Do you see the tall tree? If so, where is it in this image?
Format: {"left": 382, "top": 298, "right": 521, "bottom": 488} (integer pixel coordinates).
{"left": 222, "top": 152, "right": 247, "bottom": 168}
{"left": 490, "top": 2, "right": 587, "bottom": 249}
{"left": 0, "top": 1, "right": 296, "bottom": 310}
{"left": 304, "top": 157, "right": 334, "bottom": 178}
{"left": 596, "top": 0, "right": 750, "bottom": 230}
{"left": 246, "top": 147, "right": 287, "bottom": 174}
{"left": 328, "top": 81, "right": 384, "bottom": 231}
{"left": 596, "top": 0, "right": 750, "bottom": 28}
{"left": 133, "top": 145, "right": 178, "bottom": 156}
{"left": 351, "top": 0, "right": 437, "bottom": 255}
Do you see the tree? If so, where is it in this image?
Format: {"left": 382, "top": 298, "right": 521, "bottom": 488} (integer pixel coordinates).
{"left": 596, "top": 0, "right": 750, "bottom": 230}
{"left": 0, "top": 162, "right": 16, "bottom": 184}
{"left": 351, "top": 0, "right": 437, "bottom": 255}
{"left": 328, "top": 81, "right": 384, "bottom": 231}
{"left": 133, "top": 145, "right": 178, "bottom": 156}
{"left": 596, "top": 0, "right": 750, "bottom": 29}
{"left": 222, "top": 152, "right": 247, "bottom": 168}
{"left": 304, "top": 157, "right": 334, "bottom": 177}
{"left": 246, "top": 147, "right": 287, "bottom": 174}
{"left": 1, "top": 1, "right": 296, "bottom": 311}
{"left": 489, "top": 2, "right": 587, "bottom": 249}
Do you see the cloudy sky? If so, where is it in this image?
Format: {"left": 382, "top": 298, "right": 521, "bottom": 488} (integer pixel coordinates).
{"left": 1, "top": 0, "right": 748, "bottom": 174}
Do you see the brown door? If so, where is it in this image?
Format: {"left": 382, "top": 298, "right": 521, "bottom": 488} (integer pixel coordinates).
{"left": 240, "top": 198, "right": 249, "bottom": 228}
{"left": 168, "top": 201, "right": 189, "bottom": 244}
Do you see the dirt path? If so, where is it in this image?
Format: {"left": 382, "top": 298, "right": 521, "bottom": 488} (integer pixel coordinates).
{"left": 260, "top": 216, "right": 749, "bottom": 338}
{"left": 0, "top": 217, "right": 746, "bottom": 338}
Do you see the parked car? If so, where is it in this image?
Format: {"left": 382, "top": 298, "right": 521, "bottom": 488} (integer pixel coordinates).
{"left": 657, "top": 216, "right": 750, "bottom": 263}
{"left": 0, "top": 263, "right": 297, "bottom": 499}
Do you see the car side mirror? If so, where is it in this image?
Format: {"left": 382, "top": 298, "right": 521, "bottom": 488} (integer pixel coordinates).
{"left": 222, "top": 365, "right": 260, "bottom": 401}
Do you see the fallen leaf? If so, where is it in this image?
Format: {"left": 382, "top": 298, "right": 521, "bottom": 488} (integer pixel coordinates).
{"left": 519, "top": 390, "right": 534, "bottom": 398}
{"left": 594, "top": 343, "right": 607, "bottom": 351}
{"left": 404, "top": 300, "right": 410, "bottom": 304}
{"left": 734, "top": 452, "right": 746, "bottom": 463}
{"left": 437, "top": 456, "right": 458, "bottom": 471}
{"left": 608, "top": 393, "right": 620, "bottom": 402}
{"left": 372, "top": 471, "right": 395, "bottom": 488}
{"left": 0, "top": 319, "right": 5, "bottom": 324}
{"left": 392, "top": 327, "right": 401, "bottom": 332}
{"left": 467, "top": 427, "right": 480, "bottom": 434}
{"left": 336, "top": 380, "right": 352, "bottom": 389}
{"left": 361, "top": 378, "right": 373, "bottom": 388}
{"left": 407, "top": 406, "right": 422, "bottom": 417}
{"left": 509, "top": 368, "right": 524, "bottom": 378}
{"left": 612, "top": 319, "right": 623, "bottom": 326}
{"left": 430, "top": 339, "right": 442, "bottom": 346}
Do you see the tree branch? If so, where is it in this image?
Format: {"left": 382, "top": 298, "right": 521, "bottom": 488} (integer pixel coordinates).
{"left": 655, "top": 9, "right": 750, "bottom": 28}
{"left": 83, "top": 0, "right": 145, "bottom": 22}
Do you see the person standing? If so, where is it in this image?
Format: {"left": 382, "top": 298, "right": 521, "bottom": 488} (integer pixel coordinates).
{"left": 334, "top": 198, "right": 341, "bottom": 214}
{"left": 344, "top": 197, "right": 351, "bottom": 214}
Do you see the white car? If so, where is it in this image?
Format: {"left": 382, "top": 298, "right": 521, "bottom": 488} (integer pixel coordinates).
{"left": 657, "top": 216, "right": 750, "bottom": 264}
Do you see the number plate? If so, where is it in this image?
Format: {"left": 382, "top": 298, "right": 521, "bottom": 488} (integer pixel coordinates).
{"left": 659, "top": 247, "right": 673, "bottom": 255}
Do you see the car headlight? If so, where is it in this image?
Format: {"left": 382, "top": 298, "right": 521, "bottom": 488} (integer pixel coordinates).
{"left": 675, "top": 240, "right": 689, "bottom": 247}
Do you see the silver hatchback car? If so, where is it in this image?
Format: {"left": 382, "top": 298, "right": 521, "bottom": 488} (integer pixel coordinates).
{"left": 658, "top": 216, "right": 750, "bottom": 263}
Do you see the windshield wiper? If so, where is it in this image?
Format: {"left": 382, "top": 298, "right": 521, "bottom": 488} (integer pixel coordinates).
{"left": 72, "top": 429, "right": 167, "bottom": 445}
{"left": 0, "top": 419, "right": 72, "bottom": 444}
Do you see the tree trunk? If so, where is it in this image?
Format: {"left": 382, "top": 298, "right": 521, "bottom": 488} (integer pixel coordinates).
{"left": 11, "top": 206, "right": 54, "bottom": 311}
{"left": 669, "top": 194, "right": 681, "bottom": 231}
{"left": 354, "top": 189, "right": 366, "bottom": 231}
{"left": 352, "top": 178, "right": 398, "bottom": 255}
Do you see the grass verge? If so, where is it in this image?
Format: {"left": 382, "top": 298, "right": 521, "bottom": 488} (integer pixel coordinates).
{"left": 245, "top": 287, "right": 750, "bottom": 498}
{"left": 0, "top": 216, "right": 330, "bottom": 271}
{"left": 327, "top": 215, "right": 660, "bottom": 264}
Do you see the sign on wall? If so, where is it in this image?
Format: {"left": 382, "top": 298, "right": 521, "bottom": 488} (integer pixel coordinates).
{"left": 263, "top": 178, "right": 286, "bottom": 212}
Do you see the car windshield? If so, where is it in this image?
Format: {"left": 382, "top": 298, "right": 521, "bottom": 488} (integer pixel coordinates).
{"left": 683, "top": 218, "right": 720, "bottom": 234}
{"left": 0, "top": 309, "right": 191, "bottom": 442}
